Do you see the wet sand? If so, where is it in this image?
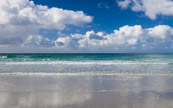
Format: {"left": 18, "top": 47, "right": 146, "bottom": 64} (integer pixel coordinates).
{"left": 0, "top": 74, "right": 173, "bottom": 108}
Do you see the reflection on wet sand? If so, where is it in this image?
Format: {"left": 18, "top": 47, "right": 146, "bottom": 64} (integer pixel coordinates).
{"left": 0, "top": 75, "right": 173, "bottom": 108}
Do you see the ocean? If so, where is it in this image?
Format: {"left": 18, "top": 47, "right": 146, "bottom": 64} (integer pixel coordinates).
{"left": 1, "top": 54, "right": 173, "bottom": 108}
{"left": 0, "top": 53, "right": 173, "bottom": 75}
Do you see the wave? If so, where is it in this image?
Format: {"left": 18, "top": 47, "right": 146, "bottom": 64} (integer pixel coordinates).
{"left": 0, "top": 61, "right": 171, "bottom": 65}
{"left": 1, "top": 54, "right": 173, "bottom": 61}
{"left": 0, "top": 54, "right": 173, "bottom": 66}
{"left": 0, "top": 56, "right": 7, "bottom": 59}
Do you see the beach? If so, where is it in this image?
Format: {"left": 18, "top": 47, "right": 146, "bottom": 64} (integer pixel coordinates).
{"left": 0, "top": 54, "right": 173, "bottom": 108}
{"left": 1, "top": 0, "right": 173, "bottom": 107}
{"left": 0, "top": 74, "right": 173, "bottom": 108}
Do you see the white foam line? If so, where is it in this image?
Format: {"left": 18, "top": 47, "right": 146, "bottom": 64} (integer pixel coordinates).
{"left": 1, "top": 61, "right": 169, "bottom": 65}
{"left": 0, "top": 80, "right": 15, "bottom": 87}
{"left": 0, "top": 72, "right": 173, "bottom": 77}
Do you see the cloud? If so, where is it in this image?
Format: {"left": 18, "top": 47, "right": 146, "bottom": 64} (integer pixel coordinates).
{"left": 147, "top": 25, "right": 173, "bottom": 39}
{"left": 0, "top": 0, "right": 93, "bottom": 29}
{"left": 2, "top": 24, "right": 172, "bottom": 53}
{"left": 56, "top": 25, "right": 173, "bottom": 52}
{"left": 23, "top": 35, "right": 55, "bottom": 47}
{"left": 72, "top": 25, "right": 143, "bottom": 49}
{"left": 117, "top": 0, "right": 173, "bottom": 19}
{"left": 55, "top": 37, "right": 71, "bottom": 47}
{"left": 0, "top": 0, "right": 93, "bottom": 45}
{"left": 118, "top": 0, "right": 131, "bottom": 9}
{"left": 97, "top": 2, "right": 111, "bottom": 9}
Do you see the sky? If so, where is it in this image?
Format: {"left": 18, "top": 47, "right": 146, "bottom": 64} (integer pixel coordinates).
{"left": 0, "top": 0, "right": 173, "bottom": 53}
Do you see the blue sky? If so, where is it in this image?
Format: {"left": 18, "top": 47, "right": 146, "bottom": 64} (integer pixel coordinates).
{"left": 33, "top": 0, "right": 173, "bottom": 32}
{"left": 0, "top": 0, "right": 173, "bottom": 53}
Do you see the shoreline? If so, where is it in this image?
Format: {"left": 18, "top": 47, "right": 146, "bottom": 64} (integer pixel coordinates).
{"left": 0, "top": 72, "right": 173, "bottom": 77}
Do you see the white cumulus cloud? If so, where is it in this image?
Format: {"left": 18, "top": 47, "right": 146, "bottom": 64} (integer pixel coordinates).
{"left": 0, "top": 0, "right": 93, "bottom": 45}
{"left": 57, "top": 25, "right": 173, "bottom": 52}
{"left": 147, "top": 25, "right": 173, "bottom": 39}
{"left": 23, "top": 35, "right": 55, "bottom": 47}
{"left": 117, "top": 0, "right": 173, "bottom": 19}
{"left": 1, "top": 24, "right": 173, "bottom": 52}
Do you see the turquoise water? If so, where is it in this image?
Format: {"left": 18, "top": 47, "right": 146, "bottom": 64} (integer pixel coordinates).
{"left": 0, "top": 54, "right": 173, "bottom": 74}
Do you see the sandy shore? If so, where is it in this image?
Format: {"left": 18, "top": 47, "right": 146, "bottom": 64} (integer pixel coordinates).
{"left": 0, "top": 74, "right": 173, "bottom": 108}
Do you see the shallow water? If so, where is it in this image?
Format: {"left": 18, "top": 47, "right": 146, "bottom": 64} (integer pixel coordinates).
{"left": 1, "top": 54, "right": 173, "bottom": 107}
{"left": 0, "top": 54, "right": 173, "bottom": 74}
{"left": 0, "top": 74, "right": 173, "bottom": 108}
